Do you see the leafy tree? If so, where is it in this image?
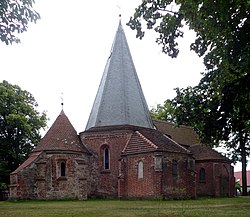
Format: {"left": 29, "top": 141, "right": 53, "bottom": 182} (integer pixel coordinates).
{"left": 128, "top": 1, "right": 250, "bottom": 195}
{"left": 0, "top": 80, "right": 47, "bottom": 189}
{"left": 150, "top": 99, "right": 176, "bottom": 122}
{"left": 0, "top": 0, "right": 40, "bottom": 45}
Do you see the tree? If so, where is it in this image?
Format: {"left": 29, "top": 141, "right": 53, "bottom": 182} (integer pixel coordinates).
{"left": 128, "top": 0, "right": 250, "bottom": 195}
{"left": 150, "top": 99, "right": 176, "bottom": 122}
{"left": 0, "top": 0, "right": 40, "bottom": 45}
{"left": 0, "top": 80, "right": 47, "bottom": 189}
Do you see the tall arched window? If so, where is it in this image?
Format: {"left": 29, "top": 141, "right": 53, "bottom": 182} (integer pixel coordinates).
{"left": 199, "top": 168, "right": 206, "bottom": 182}
{"left": 104, "top": 147, "right": 110, "bottom": 170}
{"left": 61, "top": 161, "right": 66, "bottom": 177}
{"left": 138, "top": 161, "right": 143, "bottom": 179}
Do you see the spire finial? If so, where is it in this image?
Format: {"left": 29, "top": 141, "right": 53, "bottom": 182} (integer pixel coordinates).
{"left": 117, "top": 5, "right": 121, "bottom": 21}
{"left": 60, "top": 92, "right": 64, "bottom": 109}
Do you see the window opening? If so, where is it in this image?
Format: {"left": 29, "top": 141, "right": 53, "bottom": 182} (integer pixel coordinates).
{"left": 61, "top": 161, "right": 66, "bottom": 177}
{"left": 199, "top": 168, "right": 206, "bottom": 182}
{"left": 154, "top": 156, "right": 162, "bottom": 171}
{"left": 172, "top": 160, "right": 178, "bottom": 176}
{"left": 138, "top": 161, "right": 143, "bottom": 179}
{"left": 104, "top": 147, "right": 110, "bottom": 170}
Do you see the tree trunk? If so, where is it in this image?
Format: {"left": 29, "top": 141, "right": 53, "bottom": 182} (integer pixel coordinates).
{"left": 240, "top": 132, "right": 248, "bottom": 196}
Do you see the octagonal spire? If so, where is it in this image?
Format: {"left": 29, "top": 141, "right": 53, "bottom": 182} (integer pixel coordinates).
{"left": 86, "top": 22, "right": 153, "bottom": 130}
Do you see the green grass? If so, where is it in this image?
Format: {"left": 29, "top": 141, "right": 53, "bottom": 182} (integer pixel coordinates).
{"left": 0, "top": 197, "right": 250, "bottom": 217}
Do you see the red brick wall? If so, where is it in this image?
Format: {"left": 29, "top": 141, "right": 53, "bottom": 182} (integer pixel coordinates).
{"left": 122, "top": 152, "right": 195, "bottom": 199}
{"left": 125, "top": 153, "right": 159, "bottom": 198}
{"left": 82, "top": 130, "right": 131, "bottom": 197}
{"left": 195, "top": 161, "right": 235, "bottom": 197}
{"left": 161, "top": 153, "right": 196, "bottom": 199}
{"left": 82, "top": 129, "right": 196, "bottom": 199}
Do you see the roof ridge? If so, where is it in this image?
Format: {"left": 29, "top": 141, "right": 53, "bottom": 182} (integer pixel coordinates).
{"left": 163, "top": 134, "right": 191, "bottom": 153}
{"left": 153, "top": 119, "right": 194, "bottom": 130}
{"left": 122, "top": 134, "right": 133, "bottom": 153}
{"left": 136, "top": 131, "right": 158, "bottom": 149}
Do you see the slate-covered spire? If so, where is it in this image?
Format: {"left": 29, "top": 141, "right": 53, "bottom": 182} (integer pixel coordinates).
{"left": 86, "top": 22, "right": 154, "bottom": 130}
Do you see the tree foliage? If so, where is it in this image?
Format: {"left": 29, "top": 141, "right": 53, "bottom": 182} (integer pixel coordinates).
{"left": 128, "top": 0, "right": 250, "bottom": 195}
{"left": 150, "top": 99, "right": 176, "bottom": 122}
{"left": 0, "top": 80, "right": 47, "bottom": 189}
{"left": 0, "top": 0, "right": 40, "bottom": 45}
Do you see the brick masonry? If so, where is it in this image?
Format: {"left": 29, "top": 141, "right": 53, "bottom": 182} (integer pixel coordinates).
{"left": 9, "top": 126, "right": 234, "bottom": 200}
{"left": 81, "top": 127, "right": 197, "bottom": 199}
{"left": 195, "top": 161, "right": 235, "bottom": 197}
{"left": 10, "top": 151, "right": 89, "bottom": 200}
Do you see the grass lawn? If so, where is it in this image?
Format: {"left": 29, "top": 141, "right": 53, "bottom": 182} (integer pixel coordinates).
{"left": 0, "top": 197, "right": 250, "bottom": 217}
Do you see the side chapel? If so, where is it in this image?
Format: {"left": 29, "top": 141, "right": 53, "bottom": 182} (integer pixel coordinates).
{"left": 9, "top": 22, "right": 235, "bottom": 199}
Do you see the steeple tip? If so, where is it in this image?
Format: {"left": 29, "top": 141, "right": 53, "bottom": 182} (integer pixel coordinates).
{"left": 60, "top": 109, "right": 65, "bottom": 115}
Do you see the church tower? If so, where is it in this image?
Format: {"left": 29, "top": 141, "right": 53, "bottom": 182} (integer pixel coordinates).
{"left": 81, "top": 22, "right": 195, "bottom": 199}
{"left": 86, "top": 21, "right": 154, "bottom": 130}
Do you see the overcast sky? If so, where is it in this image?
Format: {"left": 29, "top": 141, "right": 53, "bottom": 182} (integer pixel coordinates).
{"left": 0, "top": 1, "right": 247, "bottom": 171}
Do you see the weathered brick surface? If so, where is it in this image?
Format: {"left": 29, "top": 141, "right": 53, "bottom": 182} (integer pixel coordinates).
{"left": 10, "top": 126, "right": 234, "bottom": 200}
{"left": 81, "top": 128, "right": 196, "bottom": 199}
{"left": 10, "top": 151, "right": 89, "bottom": 200}
{"left": 125, "top": 154, "right": 156, "bottom": 198}
{"left": 195, "top": 161, "right": 234, "bottom": 197}
{"left": 82, "top": 130, "right": 131, "bottom": 197}
{"left": 160, "top": 153, "right": 196, "bottom": 199}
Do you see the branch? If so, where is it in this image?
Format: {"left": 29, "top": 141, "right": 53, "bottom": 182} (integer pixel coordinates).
{"left": 157, "top": 8, "right": 180, "bottom": 16}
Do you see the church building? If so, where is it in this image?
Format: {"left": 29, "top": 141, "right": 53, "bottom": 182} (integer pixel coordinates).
{"left": 9, "top": 22, "right": 235, "bottom": 199}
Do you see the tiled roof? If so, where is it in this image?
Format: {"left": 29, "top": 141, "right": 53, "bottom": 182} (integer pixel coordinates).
{"left": 85, "top": 21, "right": 153, "bottom": 130}
{"left": 153, "top": 119, "right": 200, "bottom": 146}
{"left": 122, "top": 131, "right": 157, "bottom": 154}
{"left": 11, "top": 151, "right": 42, "bottom": 174}
{"left": 153, "top": 120, "right": 231, "bottom": 162}
{"left": 34, "top": 110, "right": 88, "bottom": 153}
{"left": 137, "top": 127, "right": 191, "bottom": 154}
{"left": 88, "top": 124, "right": 191, "bottom": 155}
{"left": 188, "top": 144, "right": 231, "bottom": 162}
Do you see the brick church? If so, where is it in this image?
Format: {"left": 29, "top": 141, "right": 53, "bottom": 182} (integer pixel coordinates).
{"left": 10, "top": 22, "right": 235, "bottom": 199}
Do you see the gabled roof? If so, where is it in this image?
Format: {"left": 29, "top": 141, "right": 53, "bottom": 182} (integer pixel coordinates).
{"left": 153, "top": 119, "right": 200, "bottom": 146}
{"left": 85, "top": 21, "right": 153, "bottom": 130}
{"left": 153, "top": 119, "right": 231, "bottom": 161}
{"left": 122, "top": 131, "right": 157, "bottom": 155}
{"left": 189, "top": 144, "right": 231, "bottom": 162}
{"left": 137, "top": 127, "right": 191, "bottom": 154}
{"left": 33, "top": 110, "right": 88, "bottom": 153}
{"left": 121, "top": 126, "right": 191, "bottom": 155}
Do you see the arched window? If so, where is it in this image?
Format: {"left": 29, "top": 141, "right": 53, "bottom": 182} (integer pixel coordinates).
{"left": 138, "top": 161, "right": 143, "bottom": 179}
{"left": 61, "top": 161, "right": 66, "bottom": 177}
{"left": 172, "top": 160, "right": 178, "bottom": 177}
{"left": 104, "top": 147, "right": 110, "bottom": 170}
{"left": 199, "top": 168, "right": 206, "bottom": 182}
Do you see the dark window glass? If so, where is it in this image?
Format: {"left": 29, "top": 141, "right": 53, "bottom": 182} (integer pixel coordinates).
{"left": 61, "top": 161, "right": 66, "bottom": 177}
{"left": 104, "top": 148, "right": 110, "bottom": 170}
{"left": 199, "top": 168, "right": 206, "bottom": 182}
{"left": 172, "top": 160, "right": 178, "bottom": 176}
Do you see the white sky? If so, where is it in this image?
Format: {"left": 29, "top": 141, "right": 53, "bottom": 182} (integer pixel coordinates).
{"left": 0, "top": 0, "right": 248, "bottom": 171}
